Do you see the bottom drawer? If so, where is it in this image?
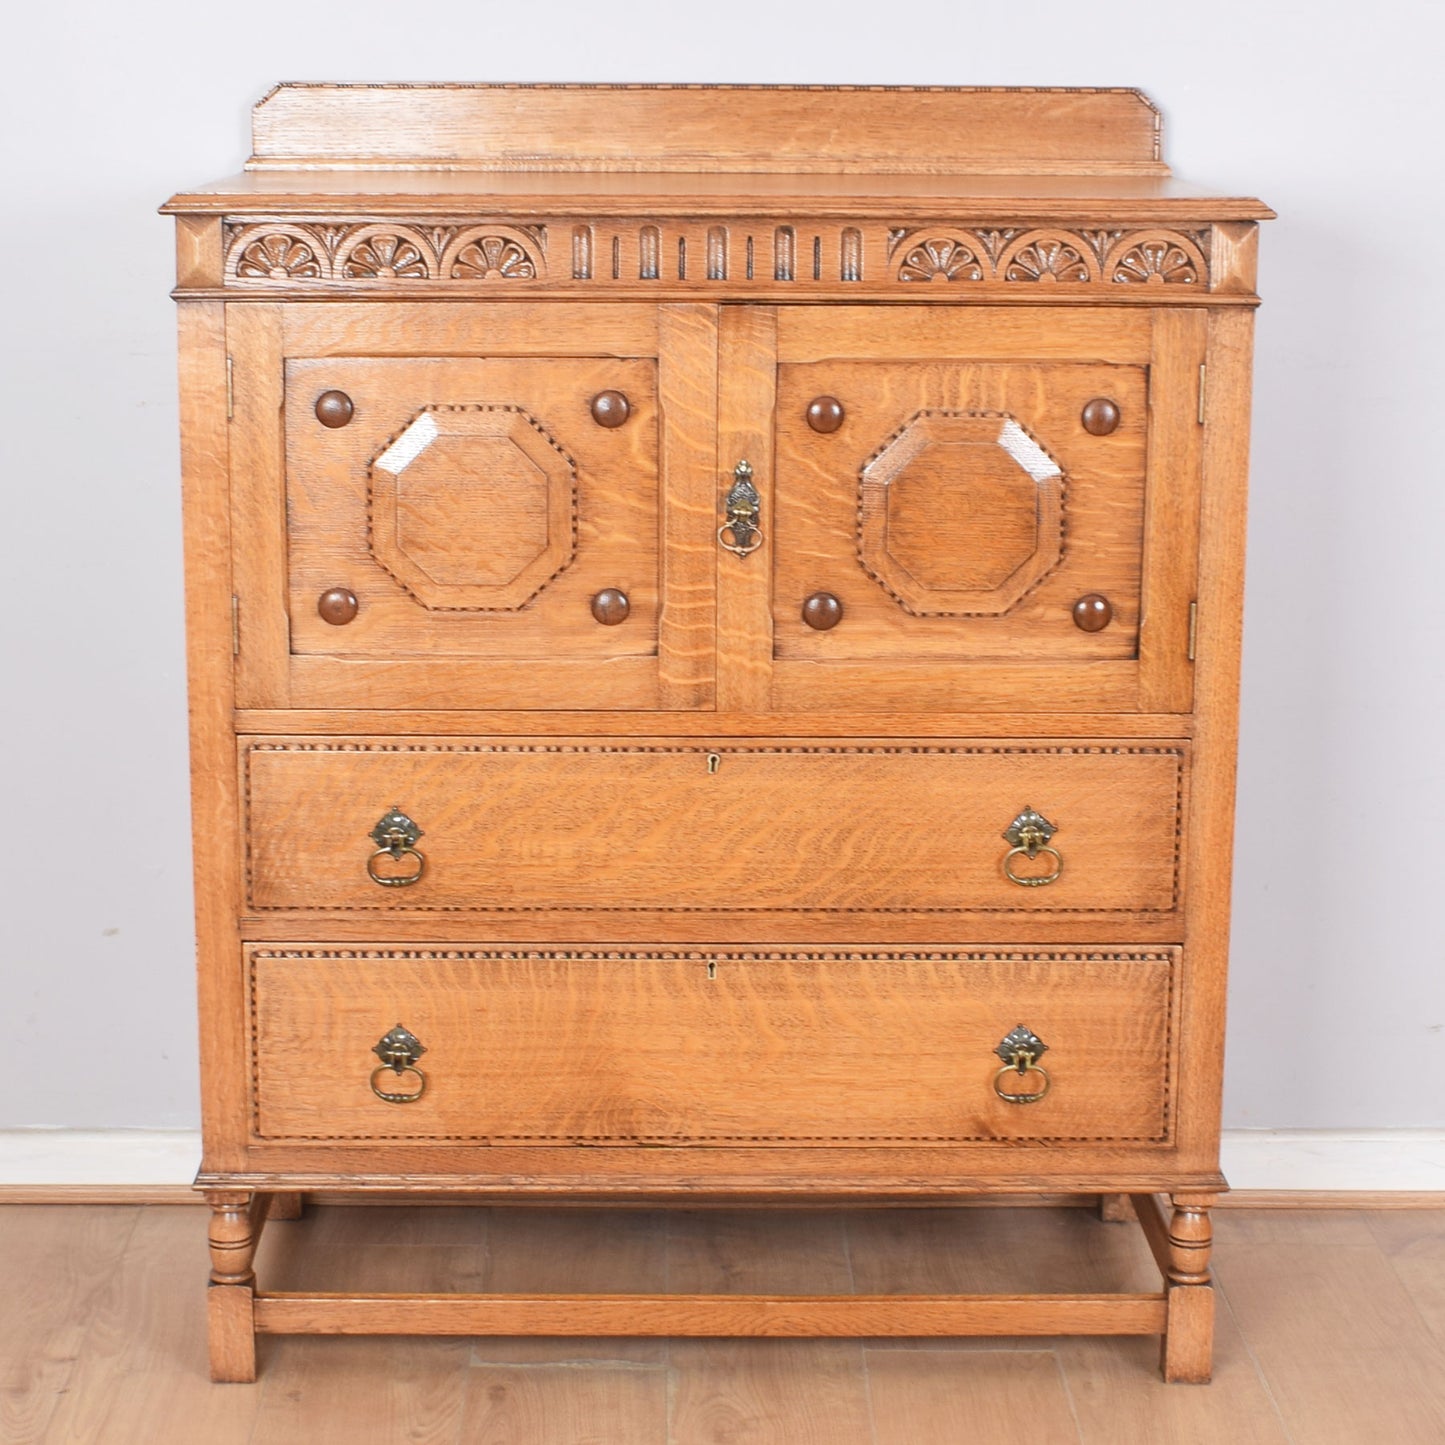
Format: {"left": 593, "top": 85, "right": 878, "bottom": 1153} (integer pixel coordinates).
{"left": 245, "top": 942, "right": 1173, "bottom": 1144}
{"left": 248, "top": 945, "right": 1178, "bottom": 1146}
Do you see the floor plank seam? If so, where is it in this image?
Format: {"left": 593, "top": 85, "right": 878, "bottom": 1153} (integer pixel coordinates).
{"left": 1051, "top": 1345, "right": 1088, "bottom": 1445}
{"left": 1212, "top": 1272, "right": 1298, "bottom": 1445}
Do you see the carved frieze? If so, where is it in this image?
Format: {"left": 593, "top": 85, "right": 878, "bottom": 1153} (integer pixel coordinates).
{"left": 220, "top": 218, "right": 1210, "bottom": 289}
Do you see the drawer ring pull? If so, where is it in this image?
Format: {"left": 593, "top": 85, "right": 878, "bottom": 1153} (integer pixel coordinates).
{"left": 1001, "top": 806, "right": 1061, "bottom": 888}
{"left": 994, "top": 1057, "right": 1051, "bottom": 1105}
{"left": 370, "top": 1064, "right": 427, "bottom": 1104}
{"left": 1002, "top": 844, "right": 1062, "bottom": 888}
{"left": 367, "top": 846, "right": 426, "bottom": 888}
{"left": 994, "top": 1025, "right": 1050, "bottom": 1105}
{"left": 367, "top": 806, "right": 426, "bottom": 888}
{"left": 371, "top": 1025, "right": 427, "bottom": 1104}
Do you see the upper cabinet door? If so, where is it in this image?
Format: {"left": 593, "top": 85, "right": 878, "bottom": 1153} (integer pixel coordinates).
{"left": 721, "top": 306, "right": 1205, "bottom": 714}
{"left": 230, "top": 303, "right": 716, "bottom": 712}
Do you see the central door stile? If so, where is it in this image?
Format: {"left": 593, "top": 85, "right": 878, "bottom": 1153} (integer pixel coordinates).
{"left": 658, "top": 304, "right": 722, "bottom": 711}
{"left": 716, "top": 305, "right": 778, "bottom": 714}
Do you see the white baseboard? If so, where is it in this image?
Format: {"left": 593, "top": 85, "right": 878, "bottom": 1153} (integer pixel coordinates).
{"left": 0, "top": 1128, "right": 1442, "bottom": 1194}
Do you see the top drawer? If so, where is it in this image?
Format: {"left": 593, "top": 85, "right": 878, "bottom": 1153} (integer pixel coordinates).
{"left": 242, "top": 736, "right": 1186, "bottom": 924}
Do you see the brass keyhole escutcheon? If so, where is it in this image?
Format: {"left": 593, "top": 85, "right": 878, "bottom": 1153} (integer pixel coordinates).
{"left": 318, "top": 587, "right": 359, "bottom": 625}
{"left": 707, "top": 753, "right": 721, "bottom": 774}
{"left": 1081, "top": 397, "right": 1120, "bottom": 436}
{"left": 315, "top": 390, "right": 355, "bottom": 428}
{"left": 1072, "top": 594, "right": 1113, "bottom": 632}
{"left": 806, "top": 396, "right": 845, "bottom": 433}
{"left": 590, "top": 588, "right": 630, "bottom": 625}
{"left": 802, "top": 592, "right": 843, "bottom": 631}
{"left": 590, "top": 390, "right": 631, "bottom": 428}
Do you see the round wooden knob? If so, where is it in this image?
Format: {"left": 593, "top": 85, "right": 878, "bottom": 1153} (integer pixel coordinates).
{"left": 590, "top": 588, "right": 630, "bottom": 625}
{"left": 802, "top": 592, "right": 843, "bottom": 631}
{"left": 1072, "top": 594, "right": 1113, "bottom": 632}
{"left": 1081, "top": 398, "right": 1120, "bottom": 436}
{"left": 318, "top": 587, "right": 359, "bottom": 625}
{"left": 806, "top": 396, "right": 845, "bottom": 434}
{"left": 590, "top": 391, "right": 631, "bottom": 428}
{"left": 315, "top": 391, "right": 354, "bottom": 429}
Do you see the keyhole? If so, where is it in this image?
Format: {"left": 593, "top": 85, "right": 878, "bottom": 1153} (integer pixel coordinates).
{"left": 706, "top": 960, "right": 717, "bottom": 980}
{"left": 707, "top": 753, "right": 721, "bottom": 774}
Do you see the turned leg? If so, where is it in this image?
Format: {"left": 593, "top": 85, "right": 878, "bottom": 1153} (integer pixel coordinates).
{"left": 206, "top": 1190, "right": 269, "bottom": 1382}
{"left": 1160, "top": 1194, "right": 1215, "bottom": 1383}
{"left": 268, "top": 1191, "right": 305, "bottom": 1221}
{"left": 1096, "top": 1193, "right": 1135, "bottom": 1223}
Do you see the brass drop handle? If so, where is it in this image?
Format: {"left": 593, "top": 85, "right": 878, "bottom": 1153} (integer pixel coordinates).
{"left": 1001, "top": 807, "right": 1062, "bottom": 888}
{"left": 993, "top": 1025, "right": 1051, "bottom": 1104}
{"left": 366, "top": 806, "right": 426, "bottom": 888}
{"left": 371, "top": 1023, "right": 427, "bottom": 1104}
{"left": 718, "top": 460, "right": 763, "bottom": 557}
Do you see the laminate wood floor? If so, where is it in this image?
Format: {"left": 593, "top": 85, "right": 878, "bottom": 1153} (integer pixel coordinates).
{"left": 5, "top": 1202, "right": 1443, "bottom": 1444}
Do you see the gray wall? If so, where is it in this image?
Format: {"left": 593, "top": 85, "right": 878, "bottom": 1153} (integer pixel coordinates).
{"left": 3, "top": 1, "right": 1441, "bottom": 1130}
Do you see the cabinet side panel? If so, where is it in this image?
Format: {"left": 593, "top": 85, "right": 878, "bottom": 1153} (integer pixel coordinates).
{"left": 1175, "top": 306, "right": 1255, "bottom": 1167}
{"left": 177, "top": 300, "right": 247, "bottom": 1169}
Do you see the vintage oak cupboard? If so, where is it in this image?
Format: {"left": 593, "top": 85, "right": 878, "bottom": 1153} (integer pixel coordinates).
{"left": 163, "top": 83, "right": 1271, "bottom": 1382}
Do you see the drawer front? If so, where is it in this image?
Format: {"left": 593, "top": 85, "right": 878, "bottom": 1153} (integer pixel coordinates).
{"left": 243, "top": 738, "right": 1186, "bottom": 916}
{"left": 249, "top": 946, "right": 1178, "bottom": 1144}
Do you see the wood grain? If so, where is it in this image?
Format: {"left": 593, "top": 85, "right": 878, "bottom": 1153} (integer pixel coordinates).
{"left": 867, "top": 1349, "right": 1082, "bottom": 1445}
{"left": 0, "top": 1206, "right": 139, "bottom": 1443}
{"left": 169, "top": 83, "right": 1268, "bottom": 1379}
{"left": 244, "top": 84, "right": 1167, "bottom": 175}
{"left": 242, "top": 738, "right": 1186, "bottom": 915}
{"left": 248, "top": 948, "right": 1177, "bottom": 1145}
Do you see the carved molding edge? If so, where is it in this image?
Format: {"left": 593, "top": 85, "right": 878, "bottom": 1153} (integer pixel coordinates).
{"left": 224, "top": 221, "right": 546, "bottom": 282}
{"left": 220, "top": 219, "right": 1211, "bottom": 288}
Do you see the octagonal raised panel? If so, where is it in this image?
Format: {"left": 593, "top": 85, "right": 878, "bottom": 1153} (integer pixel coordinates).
{"left": 858, "top": 411, "right": 1065, "bottom": 616}
{"left": 369, "top": 404, "right": 577, "bottom": 610}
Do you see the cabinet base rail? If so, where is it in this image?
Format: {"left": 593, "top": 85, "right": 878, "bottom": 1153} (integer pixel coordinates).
{"left": 204, "top": 1189, "right": 1216, "bottom": 1384}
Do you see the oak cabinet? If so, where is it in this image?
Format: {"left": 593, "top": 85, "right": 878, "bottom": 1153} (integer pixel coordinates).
{"left": 166, "top": 83, "right": 1269, "bottom": 1383}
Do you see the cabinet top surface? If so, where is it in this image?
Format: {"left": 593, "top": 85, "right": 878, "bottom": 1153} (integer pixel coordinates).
{"left": 163, "top": 84, "right": 1272, "bottom": 221}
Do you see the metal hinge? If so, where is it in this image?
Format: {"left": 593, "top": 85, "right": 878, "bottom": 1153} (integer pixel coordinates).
{"left": 1197, "top": 364, "right": 1207, "bottom": 425}
{"left": 226, "top": 356, "right": 234, "bottom": 421}
{"left": 231, "top": 596, "right": 241, "bottom": 656}
{"left": 1187, "top": 601, "right": 1198, "bottom": 662}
